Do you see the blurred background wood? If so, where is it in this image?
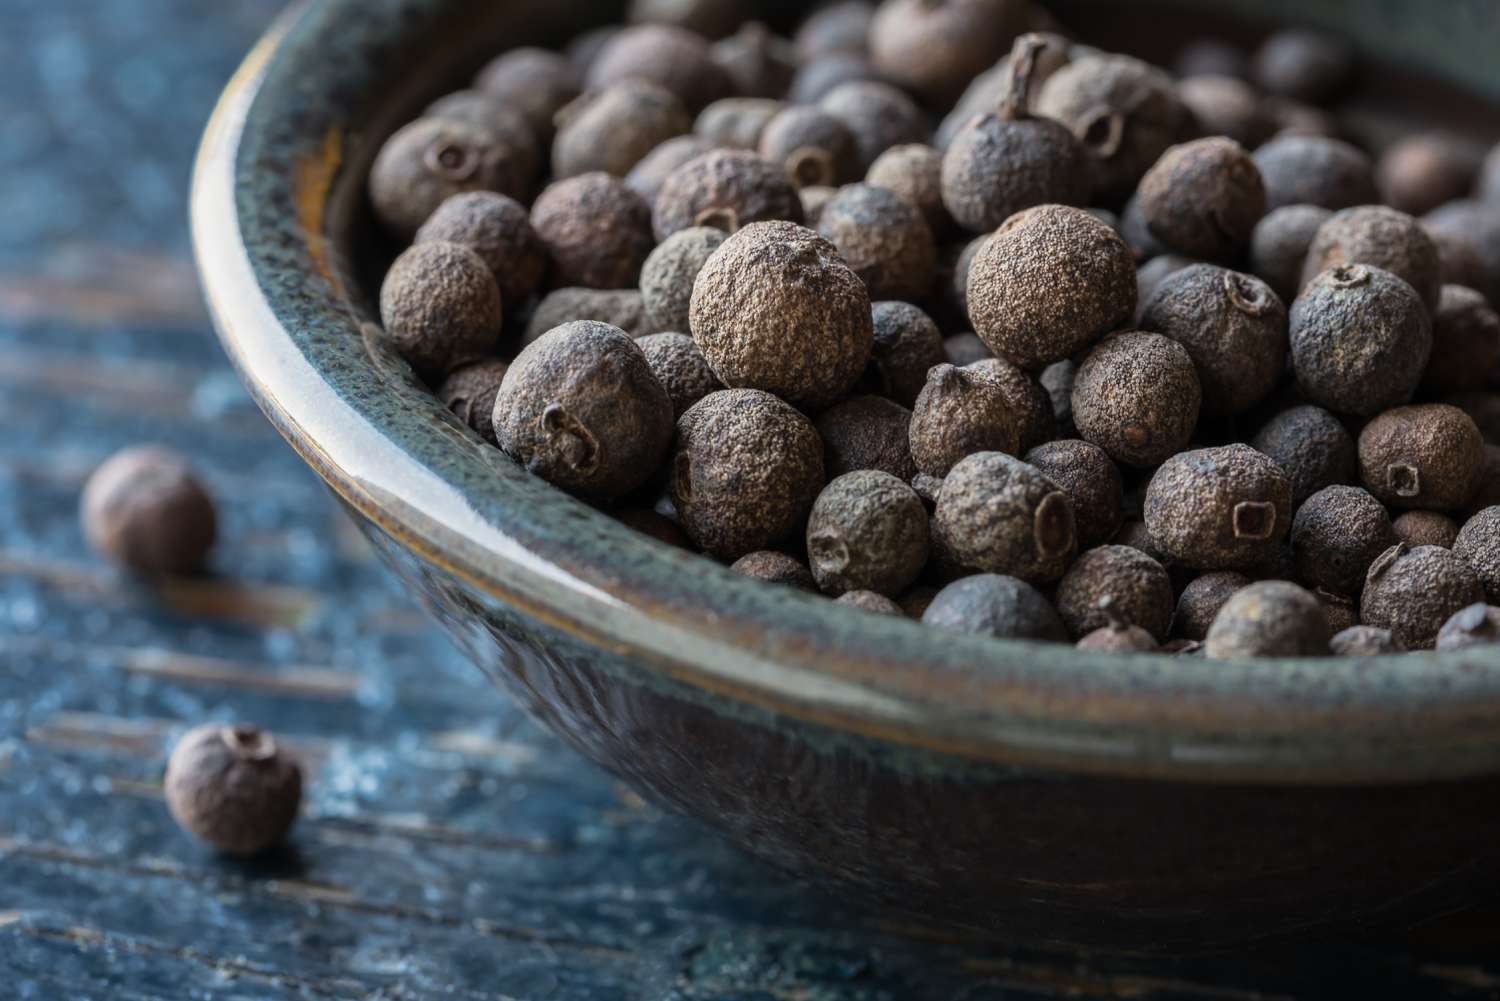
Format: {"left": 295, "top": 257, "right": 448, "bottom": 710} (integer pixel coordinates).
{"left": 1, "top": 1, "right": 1499, "bottom": 997}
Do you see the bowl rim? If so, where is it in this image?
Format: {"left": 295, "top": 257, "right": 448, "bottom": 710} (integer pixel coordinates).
{"left": 193, "top": 0, "right": 1500, "bottom": 786}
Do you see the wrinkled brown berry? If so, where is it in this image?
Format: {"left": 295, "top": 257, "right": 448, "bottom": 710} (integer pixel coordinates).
{"left": 654, "top": 148, "right": 805, "bottom": 241}
{"left": 439, "top": 359, "right": 509, "bottom": 445}
{"left": 1393, "top": 510, "right": 1461, "bottom": 549}
{"left": 624, "top": 135, "right": 716, "bottom": 204}
{"left": 933, "top": 451, "right": 1077, "bottom": 584}
{"left": 807, "top": 470, "right": 929, "bottom": 596}
{"left": 909, "top": 364, "right": 1023, "bottom": 477}
{"left": 1205, "top": 580, "right": 1329, "bottom": 659}
{"left": 712, "top": 22, "right": 797, "bottom": 99}
{"left": 758, "top": 106, "right": 859, "bottom": 189}
{"left": 695, "top": 97, "right": 783, "bottom": 150}
{"left": 370, "top": 117, "right": 536, "bottom": 239}
{"left": 1361, "top": 543, "right": 1485, "bottom": 650}
{"left": 475, "top": 47, "right": 582, "bottom": 146}
{"left": 1378, "top": 134, "right": 1482, "bottom": 218}
{"left": 1252, "top": 136, "right": 1378, "bottom": 212}
{"left": 640, "top": 226, "right": 728, "bottom": 334}
{"left": 379, "top": 242, "right": 501, "bottom": 377}
{"left": 921, "top": 573, "right": 1068, "bottom": 642}
{"left": 861, "top": 301, "right": 947, "bottom": 408}
{"left": 494, "top": 321, "right": 673, "bottom": 501}
{"left": 869, "top": 0, "right": 1027, "bottom": 104}
{"left": 816, "top": 183, "right": 936, "bottom": 301}
{"left": 868, "top": 144, "right": 956, "bottom": 238}
{"left": 1172, "top": 571, "right": 1251, "bottom": 641}
{"left": 415, "top": 191, "right": 546, "bottom": 304}
{"left": 1329, "top": 625, "right": 1403, "bottom": 656}
{"left": 165, "top": 723, "right": 301, "bottom": 856}
{"left": 1072, "top": 332, "right": 1201, "bottom": 467}
{"left": 731, "top": 550, "right": 818, "bottom": 591}
{"left": 1455, "top": 506, "right": 1500, "bottom": 603}
{"left": 1138, "top": 138, "right": 1266, "bottom": 260}
{"left": 1250, "top": 405, "right": 1356, "bottom": 508}
{"left": 1039, "top": 360, "right": 1077, "bottom": 438}
{"left": 818, "top": 81, "right": 929, "bottom": 174}
{"left": 816, "top": 396, "right": 918, "bottom": 481}
{"left": 1055, "top": 544, "right": 1174, "bottom": 640}
{"left": 1252, "top": 29, "right": 1354, "bottom": 105}
{"left": 531, "top": 173, "right": 655, "bottom": 289}
{"left": 522, "top": 288, "right": 659, "bottom": 346}
{"left": 1249, "top": 204, "right": 1332, "bottom": 303}
{"left": 1358, "top": 404, "right": 1483, "bottom": 510}
{"left": 552, "top": 82, "right": 692, "bottom": 180}
{"left": 1024, "top": 440, "right": 1124, "bottom": 548}
{"left": 836, "top": 590, "right": 906, "bottom": 616}
{"left": 1177, "top": 74, "right": 1274, "bottom": 148}
{"left": 1301, "top": 205, "right": 1442, "bottom": 310}
{"left": 1145, "top": 444, "right": 1293, "bottom": 571}
{"left": 636, "top": 332, "right": 724, "bottom": 418}
{"left": 1435, "top": 603, "right": 1500, "bottom": 651}
{"left": 1290, "top": 485, "right": 1397, "bottom": 597}
{"left": 968, "top": 357, "right": 1054, "bottom": 453}
{"left": 82, "top": 446, "right": 217, "bottom": 577}
{"left": 586, "top": 24, "right": 733, "bottom": 113}
{"left": 1423, "top": 285, "right": 1500, "bottom": 395}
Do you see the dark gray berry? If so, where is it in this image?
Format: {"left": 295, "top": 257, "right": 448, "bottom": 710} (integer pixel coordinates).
{"left": 1454, "top": 506, "right": 1500, "bottom": 603}
{"left": 863, "top": 301, "right": 947, "bottom": 408}
{"left": 640, "top": 226, "right": 728, "bottom": 333}
{"left": 806, "top": 470, "right": 929, "bottom": 597}
{"left": 1252, "top": 136, "right": 1377, "bottom": 212}
{"left": 815, "top": 396, "right": 918, "bottom": 482}
{"left": 1301, "top": 206, "right": 1442, "bottom": 311}
{"left": 370, "top": 116, "right": 537, "bottom": 239}
{"left": 1172, "top": 571, "right": 1251, "bottom": 641}
{"left": 921, "top": 574, "right": 1068, "bottom": 642}
{"left": 836, "top": 590, "right": 906, "bottom": 616}
{"left": 439, "top": 359, "right": 509, "bottom": 445}
{"left": 552, "top": 82, "right": 692, "bottom": 180}
{"left": 818, "top": 81, "right": 929, "bottom": 174}
{"left": 522, "top": 288, "right": 659, "bottom": 346}
{"left": 1361, "top": 543, "right": 1485, "bottom": 650}
{"left": 1330, "top": 625, "right": 1403, "bottom": 656}
{"left": 1249, "top": 204, "right": 1333, "bottom": 303}
{"left": 1024, "top": 440, "right": 1124, "bottom": 548}
{"left": 531, "top": 173, "right": 655, "bottom": 289}
{"left": 636, "top": 332, "right": 723, "bottom": 418}
{"left": 1290, "top": 485, "right": 1398, "bottom": 597}
{"left": 758, "top": 106, "right": 859, "bottom": 188}
{"left": 653, "top": 149, "right": 805, "bottom": 242}
{"left": 816, "top": 183, "right": 936, "bottom": 301}
{"left": 1144, "top": 444, "right": 1293, "bottom": 571}
{"left": 1250, "top": 405, "right": 1357, "bottom": 508}
{"left": 415, "top": 191, "right": 546, "bottom": 304}
{"left": 1072, "top": 332, "right": 1201, "bottom": 467}
{"left": 933, "top": 451, "right": 1077, "bottom": 584}
{"left": 1055, "top": 544, "right": 1174, "bottom": 640}
{"left": 1423, "top": 285, "right": 1500, "bottom": 396}
{"left": 1393, "top": 511, "right": 1461, "bottom": 549}
{"left": 731, "top": 550, "right": 817, "bottom": 591}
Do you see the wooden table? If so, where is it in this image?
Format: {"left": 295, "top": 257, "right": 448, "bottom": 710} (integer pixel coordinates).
{"left": 3, "top": 2, "right": 1500, "bottom": 997}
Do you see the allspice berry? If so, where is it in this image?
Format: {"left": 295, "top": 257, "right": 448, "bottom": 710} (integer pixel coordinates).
{"left": 944, "top": 332, "right": 992, "bottom": 367}
{"left": 1137, "top": 138, "right": 1266, "bottom": 260}
{"left": 909, "top": 364, "right": 1023, "bottom": 477}
{"left": 439, "top": 359, "right": 509, "bottom": 445}
{"left": 816, "top": 396, "right": 918, "bottom": 481}
{"left": 1077, "top": 615, "right": 1160, "bottom": 654}
{"left": 1252, "top": 28, "right": 1354, "bottom": 105}
{"left": 636, "top": 332, "right": 723, "bottom": 417}
{"left": 1393, "top": 511, "right": 1461, "bottom": 549}
{"left": 1435, "top": 603, "right": 1500, "bottom": 651}
{"left": 920, "top": 573, "right": 1068, "bottom": 642}
{"left": 712, "top": 22, "right": 798, "bottom": 99}
{"left": 1176, "top": 74, "right": 1274, "bottom": 148}
{"left": 1252, "top": 136, "right": 1377, "bottom": 212}
{"left": 415, "top": 191, "right": 546, "bottom": 304}
{"left": 1361, "top": 543, "right": 1485, "bottom": 650}
{"left": 967, "top": 357, "right": 1055, "bottom": 453}
{"left": 493, "top": 321, "right": 673, "bottom": 501}
{"left": 789, "top": 53, "right": 882, "bottom": 105}
{"left": 1301, "top": 205, "right": 1442, "bottom": 310}
{"left": 1330, "top": 625, "right": 1403, "bottom": 657}
{"left": 1454, "top": 506, "right": 1500, "bottom": 603}
{"left": 671, "top": 389, "right": 825, "bottom": 559}
{"left": 695, "top": 97, "right": 783, "bottom": 150}
{"left": 1055, "top": 544, "right": 1175, "bottom": 640}
{"left": 531, "top": 173, "right": 655, "bottom": 289}
{"left": 639, "top": 226, "right": 728, "bottom": 333}
{"left": 475, "top": 47, "right": 582, "bottom": 146}
{"left": 585, "top": 24, "right": 733, "bottom": 113}
{"left": 794, "top": 0, "right": 875, "bottom": 60}
{"left": 689, "top": 221, "right": 872, "bottom": 411}
{"left": 868, "top": 144, "right": 955, "bottom": 238}
{"left": 758, "top": 106, "right": 859, "bottom": 189}
{"left": 82, "top": 446, "right": 217, "bottom": 577}
{"left": 522, "top": 287, "right": 658, "bottom": 345}
{"left": 624, "top": 135, "right": 715, "bottom": 204}
{"left": 1290, "top": 485, "right": 1398, "bottom": 597}
{"left": 863, "top": 301, "right": 947, "bottom": 408}
{"left": 1205, "top": 580, "right": 1330, "bottom": 659}
{"left": 836, "top": 590, "right": 906, "bottom": 616}
{"left": 423, "top": 91, "right": 540, "bottom": 187}
{"left": 552, "top": 82, "right": 692, "bottom": 180}
{"left": 1040, "top": 360, "right": 1078, "bottom": 439}
{"left": 165, "top": 723, "right": 301, "bottom": 856}
{"left": 1144, "top": 444, "right": 1293, "bottom": 571}
{"left": 1357, "top": 404, "right": 1483, "bottom": 510}
{"left": 967, "top": 205, "right": 1137, "bottom": 368}
{"left": 1290, "top": 264, "right": 1432, "bottom": 417}
{"left": 933, "top": 451, "right": 1077, "bottom": 584}
{"left": 1250, "top": 405, "right": 1356, "bottom": 509}
{"left": 379, "top": 241, "right": 501, "bottom": 377}
{"left": 1422, "top": 285, "right": 1500, "bottom": 395}
{"left": 369, "top": 116, "right": 536, "bottom": 239}
{"left": 653, "top": 148, "right": 805, "bottom": 241}
{"left": 868, "top": 0, "right": 1026, "bottom": 104}
{"left": 1378, "top": 134, "right": 1482, "bottom": 218}
{"left": 818, "top": 81, "right": 930, "bottom": 174}
{"left": 1172, "top": 571, "right": 1251, "bottom": 641}
{"left": 806, "top": 471, "right": 929, "bottom": 597}
{"left": 816, "top": 183, "right": 936, "bottom": 302}
{"left": 627, "top": 0, "right": 747, "bottom": 40}
{"left": 1139, "top": 265, "right": 1286, "bottom": 417}
{"left": 1024, "top": 440, "right": 1124, "bottom": 548}
{"left": 731, "top": 550, "right": 818, "bottom": 591}
{"left": 1072, "top": 332, "right": 1201, "bottom": 468}
{"left": 1249, "top": 204, "right": 1333, "bottom": 303}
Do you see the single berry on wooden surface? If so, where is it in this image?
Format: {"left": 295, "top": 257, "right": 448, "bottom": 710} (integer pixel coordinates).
{"left": 165, "top": 723, "right": 302, "bottom": 857}
{"left": 82, "top": 447, "right": 217, "bottom": 578}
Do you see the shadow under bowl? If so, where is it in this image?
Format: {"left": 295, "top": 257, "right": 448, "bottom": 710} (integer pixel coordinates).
{"left": 194, "top": 0, "right": 1500, "bottom": 953}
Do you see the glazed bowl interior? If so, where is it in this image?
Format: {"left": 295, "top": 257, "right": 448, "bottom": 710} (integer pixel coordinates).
{"left": 197, "top": 0, "right": 1500, "bottom": 790}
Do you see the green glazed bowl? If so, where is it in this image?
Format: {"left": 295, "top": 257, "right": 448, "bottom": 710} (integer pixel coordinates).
{"left": 194, "top": 0, "right": 1500, "bottom": 952}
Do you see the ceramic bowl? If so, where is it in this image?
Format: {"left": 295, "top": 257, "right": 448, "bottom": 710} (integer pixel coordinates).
{"left": 194, "top": 0, "right": 1500, "bottom": 952}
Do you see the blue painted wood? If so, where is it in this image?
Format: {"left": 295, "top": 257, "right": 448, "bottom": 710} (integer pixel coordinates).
{"left": 2, "top": 1, "right": 1500, "bottom": 996}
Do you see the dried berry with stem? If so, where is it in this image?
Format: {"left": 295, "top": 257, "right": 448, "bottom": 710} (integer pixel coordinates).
{"left": 1137, "top": 137, "right": 1266, "bottom": 260}
{"left": 933, "top": 451, "right": 1077, "bottom": 584}
{"left": 818, "top": 81, "right": 929, "bottom": 174}
{"left": 379, "top": 241, "right": 501, "bottom": 378}
{"left": 639, "top": 226, "right": 728, "bottom": 334}
{"left": 82, "top": 446, "right": 217, "bottom": 577}
{"left": 731, "top": 550, "right": 818, "bottom": 591}
{"left": 165, "top": 723, "right": 301, "bottom": 856}
{"left": 1290, "top": 485, "right": 1398, "bottom": 597}
{"left": 1024, "top": 440, "right": 1124, "bottom": 548}
{"left": 1301, "top": 206, "right": 1442, "bottom": 311}
{"left": 636, "top": 332, "right": 723, "bottom": 418}
{"left": 921, "top": 574, "right": 1068, "bottom": 642}
{"left": 758, "top": 106, "right": 859, "bottom": 189}
{"left": 531, "top": 173, "right": 655, "bottom": 289}
{"left": 1072, "top": 332, "right": 1201, "bottom": 468}
{"left": 653, "top": 148, "right": 805, "bottom": 241}
{"left": 1205, "top": 580, "right": 1330, "bottom": 659}
{"left": 1172, "top": 571, "right": 1251, "bottom": 641}
{"left": 1358, "top": 404, "right": 1483, "bottom": 511}
{"left": 816, "top": 183, "right": 936, "bottom": 302}
{"left": 438, "top": 359, "right": 509, "bottom": 445}
{"left": 712, "top": 22, "right": 797, "bottom": 99}
{"left": 1249, "top": 204, "right": 1333, "bottom": 303}
{"left": 816, "top": 396, "right": 918, "bottom": 482}
{"left": 1361, "top": 543, "right": 1485, "bottom": 650}
{"left": 1144, "top": 444, "right": 1293, "bottom": 571}
{"left": 415, "top": 191, "right": 546, "bottom": 304}
{"left": 908, "top": 363, "right": 1023, "bottom": 477}
{"left": 1055, "top": 544, "right": 1174, "bottom": 641}
{"left": 806, "top": 470, "right": 930, "bottom": 597}
{"left": 370, "top": 117, "right": 536, "bottom": 239}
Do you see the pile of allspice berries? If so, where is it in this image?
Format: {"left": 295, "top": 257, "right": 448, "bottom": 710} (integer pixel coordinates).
{"left": 369, "top": 0, "right": 1500, "bottom": 659}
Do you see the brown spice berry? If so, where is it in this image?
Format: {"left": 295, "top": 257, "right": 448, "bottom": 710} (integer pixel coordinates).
{"left": 379, "top": 242, "right": 501, "bottom": 378}
{"left": 937, "top": 33, "right": 1074, "bottom": 149}
{"left": 415, "top": 191, "right": 546, "bottom": 304}
{"left": 1422, "top": 203, "right": 1500, "bottom": 311}
{"left": 944, "top": 332, "right": 992, "bottom": 367}
{"left": 627, "top": 0, "right": 748, "bottom": 39}
{"left": 567, "top": 26, "right": 622, "bottom": 75}
{"left": 1290, "top": 485, "right": 1397, "bottom": 597}
{"left": 836, "top": 590, "right": 906, "bottom": 616}
{"left": 1249, "top": 204, "right": 1333, "bottom": 303}
{"left": 653, "top": 148, "right": 805, "bottom": 242}
{"left": 689, "top": 221, "right": 872, "bottom": 410}
{"left": 968, "top": 205, "right": 1137, "bottom": 367}
{"left": 795, "top": 1, "right": 875, "bottom": 60}
{"left": 1423, "top": 285, "right": 1500, "bottom": 396}
{"left": 1077, "top": 618, "right": 1160, "bottom": 654}
{"left": 861, "top": 301, "right": 947, "bottom": 408}
{"left": 818, "top": 81, "right": 929, "bottom": 174}
{"left": 640, "top": 226, "right": 728, "bottom": 334}
{"left": 695, "top": 97, "right": 783, "bottom": 150}
{"left": 531, "top": 173, "right": 655, "bottom": 289}
{"left": 1172, "top": 571, "right": 1251, "bottom": 641}
{"left": 586, "top": 24, "right": 733, "bottom": 113}
{"left": 1444, "top": 392, "right": 1500, "bottom": 444}
{"left": 82, "top": 446, "right": 217, "bottom": 577}
{"left": 1330, "top": 625, "right": 1403, "bottom": 656}
{"left": 1393, "top": 511, "right": 1461, "bottom": 549}
{"left": 1469, "top": 444, "right": 1500, "bottom": 514}
{"left": 165, "top": 723, "right": 301, "bottom": 856}
{"left": 671, "top": 389, "right": 826, "bottom": 559}
{"left": 788, "top": 53, "right": 882, "bottom": 105}
{"left": 868, "top": 144, "right": 955, "bottom": 238}
{"left": 1429, "top": 227, "right": 1494, "bottom": 302}
{"left": 1072, "top": 332, "right": 1201, "bottom": 468}
{"left": 921, "top": 573, "right": 1068, "bottom": 642}
{"left": 493, "top": 321, "right": 673, "bottom": 501}
{"left": 1034, "top": 54, "right": 1188, "bottom": 207}
{"left": 1039, "top": 360, "right": 1077, "bottom": 438}
{"left": 475, "top": 47, "right": 582, "bottom": 146}
{"left": 1357, "top": 404, "right": 1483, "bottom": 511}
{"left": 1205, "top": 580, "right": 1329, "bottom": 659}
{"left": 1290, "top": 264, "right": 1432, "bottom": 417}
{"left": 1435, "top": 603, "right": 1500, "bottom": 651}
{"left": 1133, "top": 255, "right": 1195, "bottom": 319}
{"left": 909, "top": 364, "right": 1022, "bottom": 477}
{"left": 1176, "top": 74, "right": 1274, "bottom": 148}
{"left": 807, "top": 470, "right": 929, "bottom": 597}
{"left": 815, "top": 396, "right": 918, "bottom": 482}
{"left": 552, "top": 82, "right": 692, "bottom": 180}
{"left": 369, "top": 117, "right": 534, "bottom": 239}
{"left": 1301, "top": 206, "right": 1442, "bottom": 310}
{"left": 1140, "top": 265, "right": 1286, "bottom": 417}
{"left": 1138, "top": 138, "right": 1266, "bottom": 260}
{"left": 1454, "top": 506, "right": 1500, "bottom": 603}
{"left": 816, "top": 183, "right": 936, "bottom": 301}
{"left": 730, "top": 550, "right": 818, "bottom": 591}
{"left": 1144, "top": 444, "right": 1293, "bottom": 571}
{"left": 1250, "top": 405, "right": 1356, "bottom": 508}
{"left": 933, "top": 451, "right": 1077, "bottom": 584}
{"left": 438, "top": 359, "right": 509, "bottom": 445}
{"left": 1024, "top": 440, "right": 1124, "bottom": 548}
{"left": 623, "top": 135, "right": 716, "bottom": 205}
{"left": 712, "top": 22, "right": 798, "bottom": 99}
{"left": 522, "top": 288, "right": 659, "bottom": 346}
{"left": 799, "top": 185, "right": 839, "bottom": 227}
{"left": 758, "top": 106, "right": 859, "bottom": 189}
{"left": 1361, "top": 543, "right": 1485, "bottom": 650}
{"left": 636, "top": 332, "right": 724, "bottom": 418}
{"left": 422, "top": 91, "right": 541, "bottom": 189}
{"left": 1055, "top": 544, "right": 1174, "bottom": 641}
{"left": 962, "top": 359, "right": 1050, "bottom": 453}
{"left": 1252, "top": 136, "right": 1378, "bottom": 212}
{"left": 1252, "top": 29, "right": 1354, "bottom": 105}
{"left": 868, "top": 0, "right": 1027, "bottom": 104}
{"left": 1378, "top": 134, "right": 1482, "bottom": 218}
